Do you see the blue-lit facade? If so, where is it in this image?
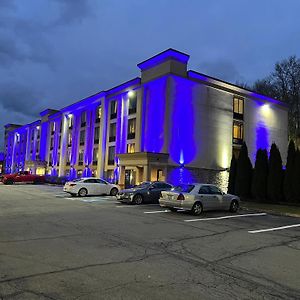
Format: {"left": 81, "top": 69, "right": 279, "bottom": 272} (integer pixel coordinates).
{"left": 4, "top": 49, "right": 288, "bottom": 188}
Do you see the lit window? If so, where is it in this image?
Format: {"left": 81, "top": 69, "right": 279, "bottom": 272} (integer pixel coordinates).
{"left": 96, "top": 106, "right": 101, "bottom": 123}
{"left": 51, "top": 122, "right": 56, "bottom": 134}
{"left": 127, "top": 143, "right": 135, "bottom": 153}
{"left": 233, "top": 97, "right": 244, "bottom": 119}
{"left": 127, "top": 119, "right": 136, "bottom": 140}
{"left": 68, "top": 115, "right": 73, "bottom": 129}
{"left": 233, "top": 121, "right": 244, "bottom": 144}
{"left": 128, "top": 93, "right": 137, "bottom": 115}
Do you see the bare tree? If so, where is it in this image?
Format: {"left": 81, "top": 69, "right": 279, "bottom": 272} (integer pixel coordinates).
{"left": 253, "top": 56, "right": 300, "bottom": 143}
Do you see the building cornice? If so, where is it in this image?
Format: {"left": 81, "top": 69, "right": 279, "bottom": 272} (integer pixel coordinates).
{"left": 188, "top": 70, "right": 288, "bottom": 109}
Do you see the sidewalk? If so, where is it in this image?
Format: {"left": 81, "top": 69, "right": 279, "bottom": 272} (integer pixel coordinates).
{"left": 241, "top": 201, "right": 300, "bottom": 218}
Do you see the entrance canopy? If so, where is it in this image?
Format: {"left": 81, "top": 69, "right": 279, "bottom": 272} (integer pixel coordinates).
{"left": 117, "top": 152, "right": 169, "bottom": 187}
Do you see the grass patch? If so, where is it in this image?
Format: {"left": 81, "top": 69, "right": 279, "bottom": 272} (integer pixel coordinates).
{"left": 242, "top": 201, "right": 300, "bottom": 217}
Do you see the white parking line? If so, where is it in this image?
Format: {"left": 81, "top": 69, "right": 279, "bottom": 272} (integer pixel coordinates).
{"left": 115, "top": 204, "right": 159, "bottom": 208}
{"left": 248, "top": 223, "right": 300, "bottom": 234}
{"left": 184, "top": 213, "right": 267, "bottom": 222}
{"left": 144, "top": 210, "right": 170, "bottom": 214}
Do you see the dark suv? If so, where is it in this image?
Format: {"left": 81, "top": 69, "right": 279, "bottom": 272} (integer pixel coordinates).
{"left": 117, "top": 181, "right": 173, "bottom": 205}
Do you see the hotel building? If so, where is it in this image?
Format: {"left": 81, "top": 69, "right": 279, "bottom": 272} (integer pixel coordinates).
{"left": 4, "top": 49, "right": 288, "bottom": 188}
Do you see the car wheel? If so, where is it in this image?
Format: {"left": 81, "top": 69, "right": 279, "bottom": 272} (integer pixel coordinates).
{"left": 78, "top": 188, "right": 88, "bottom": 197}
{"left": 33, "top": 179, "right": 40, "bottom": 184}
{"left": 110, "top": 187, "right": 118, "bottom": 196}
{"left": 191, "top": 202, "right": 203, "bottom": 216}
{"left": 133, "top": 194, "right": 143, "bottom": 205}
{"left": 229, "top": 200, "right": 239, "bottom": 213}
{"left": 5, "top": 180, "right": 14, "bottom": 185}
{"left": 169, "top": 207, "right": 178, "bottom": 212}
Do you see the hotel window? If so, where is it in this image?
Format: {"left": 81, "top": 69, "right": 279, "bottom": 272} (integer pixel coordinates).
{"left": 81, "top": 111, "right": 86, "bottom": 127}
{"left": 57, "top": 152, "right": 60, "bottom": 166}
{"left": 233, "top": 97, "right": 244, "bottom": 120}
{"left": 109, "top": 123, "right": 116, "bottom": 142}
{"left": 66, "top": 150, "right": 71, "bottom": 165}
{"left": 68, "top": 132, "right": 72, "bottom": 147}
{"left": 110, "top": 100, "right": 117, "bottom": 119}
{"left": 58, "top": 135, "right": 61, "bottom": 149}
{"left": 128, "top": 93, "right": 137, "bottom": 115}
{"left": 108, "top": 146, "right": 115, "bottom": 165}
{"left": 59, "top": 121, "right": 62, "bottom": 132}
{"left": 127, "top": 118, "right": 136, "bottom": 140}
{"left": 93, "top": 148, "right": 98, "bottom": 165}
{"left": 37, "top": 128, "right": 40, "bottom": 139}
{"left": 49, "top": 153, "right": 52, "bottom": 166}
{"left": 127, "top": 143, "right": 135, "bottom": 153}
{"left": 96, "top": 106, "right": 101, "bottom": 123}
{"left": 68, "top": 115, "right": 73, "bottom": 129}
{"left": 233, "top": 121, "right": 244, "bottom": 144}
{"left": 50, "top": 137, "right": 54, "bottom": 150}
{"left": 79, "top": 130, "right": 85, "bottom": 146}
{"left": 31, "top": 131, "right": 34, "bottom": 141}
{"left": 78, "top": 150, "right": 84, "bottom": 166}
{"left": 94, "top": 126, "right": 100, "bottom": 144}
{"left": 36, "top": 142, "right": 39, "bottom": 153}
{"left": 51, "top": 122, "right": 55, "bottom": 135}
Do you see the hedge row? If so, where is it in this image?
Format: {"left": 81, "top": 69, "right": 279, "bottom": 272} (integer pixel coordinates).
{"left": 228, "top": 141, "right": 300, "bottom": 203}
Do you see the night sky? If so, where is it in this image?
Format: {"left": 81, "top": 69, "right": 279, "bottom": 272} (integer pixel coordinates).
{"left": 1, "top": 0, "right": 300, "bottom": 150}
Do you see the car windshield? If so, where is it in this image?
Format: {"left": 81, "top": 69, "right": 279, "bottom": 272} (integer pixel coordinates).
{"left": 72, "top": 178, "right": 83, "bottom": 182}
{"left": 134, "top": 182, "right": 151, "bottom": 188}
{"left": 172, "top": 184, "right": 195, "bottom": 193}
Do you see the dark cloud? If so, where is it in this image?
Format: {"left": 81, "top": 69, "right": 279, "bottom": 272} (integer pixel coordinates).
{"left": 199, "top": 60, "right": 244, "bottom": 84}
{"left": 0, "top": 35, "right": 25, "bottom": 65}
{"left": 53, "top": 0, "right": 93, "bottom": 25}
{"left": 0, "top": 82, "right": 44, "bottom": 117}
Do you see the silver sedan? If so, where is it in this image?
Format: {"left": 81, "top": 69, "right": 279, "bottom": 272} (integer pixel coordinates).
{"left": 159, "top": 183, "right": 240, "bottom": 215}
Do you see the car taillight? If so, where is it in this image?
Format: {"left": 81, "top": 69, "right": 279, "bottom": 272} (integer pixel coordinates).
{"left": 177, "top": 193, "right": 185, "bottom": 200}
{"left": 69, "top": 184, "right": 76, "bottom": 187}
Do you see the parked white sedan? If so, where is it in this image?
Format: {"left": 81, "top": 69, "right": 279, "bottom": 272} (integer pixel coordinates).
{"left": 63, "top": 178, "right": 119, "bottom": 197}
{"left": 159, "top": 183, "right": 240, "bottom": 215}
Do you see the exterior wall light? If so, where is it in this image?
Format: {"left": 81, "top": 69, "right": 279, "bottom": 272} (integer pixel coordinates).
{"left": 128, "top": 90, "right": 135, "bottom": 97}
{"left": 36, "top": 126, "right": 40, "bottom": 130}
{"left": 67, "top": 113, "right": 73, "bottom": 118}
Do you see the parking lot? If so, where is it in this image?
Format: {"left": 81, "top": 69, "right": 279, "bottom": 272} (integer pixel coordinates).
{"left": 0, "top": 184, "right": 300, "bottom": 299}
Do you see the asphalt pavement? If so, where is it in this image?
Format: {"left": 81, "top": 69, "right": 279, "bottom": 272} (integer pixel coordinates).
{"left": 0, "top": 184, "right": 299, "bottom": 300}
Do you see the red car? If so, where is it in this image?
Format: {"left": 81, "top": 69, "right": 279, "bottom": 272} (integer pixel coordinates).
{"left": 2, "top": 171, "right": 45, "bottom": 185}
